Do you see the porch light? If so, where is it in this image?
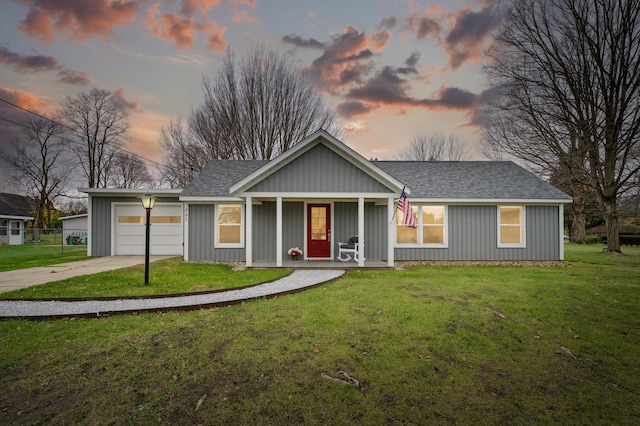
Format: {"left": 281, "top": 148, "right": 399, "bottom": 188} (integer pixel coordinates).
{"left": 138, "top": 192, "right": 156, "bottom": 285}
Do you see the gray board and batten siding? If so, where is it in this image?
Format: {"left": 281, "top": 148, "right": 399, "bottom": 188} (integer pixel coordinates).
{"left": 395, "top": 205, "right": 561, "bottom": 261}
{"left": 188, "top": 202, "right": 561, "bottom": 263}
{"left": 90, "top": 196, "right": 180, "bottom": 257}
{"left": 188, "top": 201, "right": 389, "bottom": 263}
{"left": 247, "top": 143, "right": 393, "bottom": 194}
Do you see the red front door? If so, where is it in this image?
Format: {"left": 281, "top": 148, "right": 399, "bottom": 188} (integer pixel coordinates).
{"left": 307, "top": 204, "right": 331, "bottom": 258}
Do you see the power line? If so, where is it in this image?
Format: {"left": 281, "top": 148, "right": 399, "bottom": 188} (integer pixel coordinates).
{"left": 0, "top": 96, "right": 175, "bottom": 174}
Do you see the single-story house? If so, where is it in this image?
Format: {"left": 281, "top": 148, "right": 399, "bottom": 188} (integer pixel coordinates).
{"left": 0, "top": 194, "right": 34, "bottom": 245}
{"left": 59, "top": 214, "right": 88, "bottom": 245}
{"left": 82, "top": 129, "right": 572, "bottom": 267}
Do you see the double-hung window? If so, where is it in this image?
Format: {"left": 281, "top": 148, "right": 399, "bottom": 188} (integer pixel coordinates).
{"left": 498, "top": 206, "right": 525, "bottom": 247}
{"left": 216, "top": 204, "right": 243, "bottom": 247}
{"left": 396, "top": 205, "right": 447, "bottom": 247}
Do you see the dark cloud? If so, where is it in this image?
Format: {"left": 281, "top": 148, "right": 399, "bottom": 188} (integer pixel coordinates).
{"left": 0, "top": 47, "right": 58, "bottom": 71}
{"left": 435, "top": 87, "right": 477, "bottom": 109}
{"left": 378, "top": 17, "right": 397, "bottom": 30}
{"left": 406, "top": 13, "right": 441, "bottom": 40}
{"left": 282, "top": 34, "right": 325, "bottom": 49}
{"left": 347, "top": 66, "right": 412, "bottom": 104}
{"left": 0, "top": 46, "right": 91, "bottom": 85}
{"left": 444, "top": 5, "right": 500, "bottom": 69}
{"left": 464, "top": 87, "right": 499, "bottom": 127}
{"left": 405, "top": 52, "right": 420, "bottom": 68}
{"left": 396, "top": 52, "right": 420, "bottom": 75}
{"left": 57, "top": 69, "right": 91, "bottom": 85}
{"left": 337, "top": 101, "right": 378, "bottom": 118}
{"left": 333, "top": 49, "right": 373, "bottom": 64}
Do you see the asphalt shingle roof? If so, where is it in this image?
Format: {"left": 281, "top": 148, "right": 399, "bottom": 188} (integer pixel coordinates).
{"left": 0, "top": 193, "right": 34, "bottom": 217}
{"left": 181, "top": 159, "right": 268, "bottom": 197}
{"left": 374, "top": 161, "right": 571, "bottom": 200}
{"left": 181, "top": 158, "right": 570, "bottom": 202}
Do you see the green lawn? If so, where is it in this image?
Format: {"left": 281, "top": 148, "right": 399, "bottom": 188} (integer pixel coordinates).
{"left": 0, "top": 244, "right": 90, "bottom": 272}
{"left": 0, "top": 244, "right": 638, "bottom": 425}
{"left": 0, "top": 257, "right": 291, "bottom": 299}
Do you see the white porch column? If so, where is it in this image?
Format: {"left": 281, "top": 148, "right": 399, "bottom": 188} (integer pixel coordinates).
{"left": 183, "top": 202, "right": 189, "bottom": 261}
{"left": 559, "top": 204, "right": 565, "bottom": 261}
{"left": 387, "top": 197, "right": 395, "bottom": 267}
{"left": 276, "top": 196, "right": 283, "bottom": 267}
{"left": 245, "top": 196, "right": 252, "bottom": 267}
{"left": 358, "top": 197, "right": 365, "bottom": 267}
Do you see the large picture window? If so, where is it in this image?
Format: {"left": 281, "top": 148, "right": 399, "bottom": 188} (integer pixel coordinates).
{"left": 396, "top": 205, "right": 447, "bottom": 247}
{"left": 216, "top": 204, "right": 243, "bottom": 247}
{"left": 498, "top": 206, "right": 525, "bottom": 247}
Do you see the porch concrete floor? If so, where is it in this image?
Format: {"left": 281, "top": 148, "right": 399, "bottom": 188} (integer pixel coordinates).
{"left": 251, "top": 259, "right": 391, "bottom": 269}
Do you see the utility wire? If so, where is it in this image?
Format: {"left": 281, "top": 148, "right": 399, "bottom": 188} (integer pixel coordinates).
{"left": 0, "top": 96, "right": 175, "bottom": 174}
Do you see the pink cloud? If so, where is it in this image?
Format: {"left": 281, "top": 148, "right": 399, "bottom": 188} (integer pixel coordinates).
{"left": 284, "top": 26, "right": 397, "bottom": 95}
{"left": 16, "top": 0, "right": 138, "bottom": 42}
{"left": 0, "top": 87, "right": 49, "bottom": 112}
{"left": 204, "top": 23, "right": 228, "bottom": 52}
{"left": 233, "top": 11, "right": 259, "bottom": 24}
{"left": 112, "top": 87, "right": 139, "bottom": 111}
{"left": 145, "top": 2, "right": 229, "bottom": 51}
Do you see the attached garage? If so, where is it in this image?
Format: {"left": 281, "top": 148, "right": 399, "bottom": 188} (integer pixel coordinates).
{"left": 114, "top": 203, "right": 183, "bottom": 255}
{"left": 81, "top": 188, "right": 184, "bottom": 257}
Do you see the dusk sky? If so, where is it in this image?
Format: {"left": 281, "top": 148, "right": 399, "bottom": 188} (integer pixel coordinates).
{"left": 0, "top": 0, "right": 499, "bottom": 187}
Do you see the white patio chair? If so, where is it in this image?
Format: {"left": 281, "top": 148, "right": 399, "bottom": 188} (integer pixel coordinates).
{"left": 336, "top": 236, "right": 364, "bottom": 262}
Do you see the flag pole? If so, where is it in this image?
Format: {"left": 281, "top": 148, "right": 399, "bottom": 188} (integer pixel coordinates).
{"left": 390, "top": 185, "right": 406, "bottom": 224}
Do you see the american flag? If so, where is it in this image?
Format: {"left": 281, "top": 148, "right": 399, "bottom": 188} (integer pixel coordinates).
{"left": 398, "top": 188, "right": 417, "bottom": 227}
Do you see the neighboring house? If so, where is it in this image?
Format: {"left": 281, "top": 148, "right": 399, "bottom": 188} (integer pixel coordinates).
{"left": 82, "top": 129, "right": 572, "bottom": 266}
{"left": 0, "top": 194, "right": 34, "bottom": 245}
{"left": 59, "top": 214, "right": 88, "bottom": 245}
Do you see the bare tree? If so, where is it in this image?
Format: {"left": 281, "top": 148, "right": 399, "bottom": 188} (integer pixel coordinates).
{"left": 158, "top": 117, "right": 209, "bottom": 188}
{"left": 189, "top": 45, "right": 342, "bottom": 160}
{"left": 60, "top": 88, "right": 129, "bottom": 188}
{"left": 0, "top": 118, "right": 69, "bottom": 228}
{"left": 396, "top": 133, "right": 469, "bottom": 161}
{"left": 483, "top": 0, "right": 640, "bottom": 252}
{"left": 108, "top": 151, "right": 154, "bottom": 188}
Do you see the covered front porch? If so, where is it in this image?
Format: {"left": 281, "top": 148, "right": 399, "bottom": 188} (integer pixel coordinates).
{"left": 245, "top": 196, "right": 397, "bottom": 268}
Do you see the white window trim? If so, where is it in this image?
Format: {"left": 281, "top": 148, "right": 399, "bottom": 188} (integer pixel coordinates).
{"left": 395, "top": 204, "right": 448, "bottom": 248}
{"left": 497, "top": 205, "right": 526, "bottom": 248}
{"left": 215, "top": 203, "right": 245, "bottom": 248}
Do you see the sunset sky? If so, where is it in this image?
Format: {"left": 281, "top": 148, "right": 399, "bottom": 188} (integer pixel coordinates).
{"left": 0, "top": 0, "right": 499, "bottom": 189}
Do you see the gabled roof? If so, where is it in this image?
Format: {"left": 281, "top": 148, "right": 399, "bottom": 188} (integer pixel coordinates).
{"left": 178, "top": 131, "right": 571, "bottom": 203}
{"left": 0, "top": 193, "right": 34, "bottom": 219}
{"left": 375, "top": 161, "right": 572, "bottom": 201}
{"left": 228, "top": 129, "right": 405, "bottom": 195}
{"left": 181, "top": 160, "right": 267, "bottom": 198}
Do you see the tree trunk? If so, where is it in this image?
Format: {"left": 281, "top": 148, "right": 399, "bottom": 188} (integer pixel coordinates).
{"left": 569, "top": 188, "right": 587, "bottom": 244}
{"left": 570, "top": 210, "right": 587, "bottom": 244}
{"left": 604, "top": 200, "right": 621, "bottom": 253}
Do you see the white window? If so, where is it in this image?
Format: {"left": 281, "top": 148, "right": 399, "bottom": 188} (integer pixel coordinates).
{"left": 498, "top": 206, "right": 525, "bottom": 247}
{"left": 396, "top": 205, "right": 447, "bottom": 247}
{"left": 216, "top": 204, "right": 244, "bottom": 247}
{"left": 0, "top": 219, "right": 7, "bottom": 236}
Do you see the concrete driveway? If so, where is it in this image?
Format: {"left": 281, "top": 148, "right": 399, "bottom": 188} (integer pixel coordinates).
{"left": 0, "top": 256, "right": 174, "bottom": 294}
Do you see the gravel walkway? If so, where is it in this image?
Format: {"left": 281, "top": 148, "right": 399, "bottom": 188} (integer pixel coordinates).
{"left": 0, "top": 269, "right": 345, "bottom": 319}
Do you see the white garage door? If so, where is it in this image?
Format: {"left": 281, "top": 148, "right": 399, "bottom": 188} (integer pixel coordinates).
{"left": 115, "top": 204, "right": 183, "bottom": 255}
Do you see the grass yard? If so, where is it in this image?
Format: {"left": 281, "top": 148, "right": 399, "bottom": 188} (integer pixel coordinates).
{"left": 0, "top": 258, "right": 291, "bottom": 299}
{"left": 0, "top": 244, "right": 90, "bottom": 272}
{"left": 0, "top": 244, "right": 638, "bottom": 425}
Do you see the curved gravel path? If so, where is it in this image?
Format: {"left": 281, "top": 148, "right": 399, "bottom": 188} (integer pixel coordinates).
{"left": 0, "top": 269, "right": 345, "bottom": 319}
